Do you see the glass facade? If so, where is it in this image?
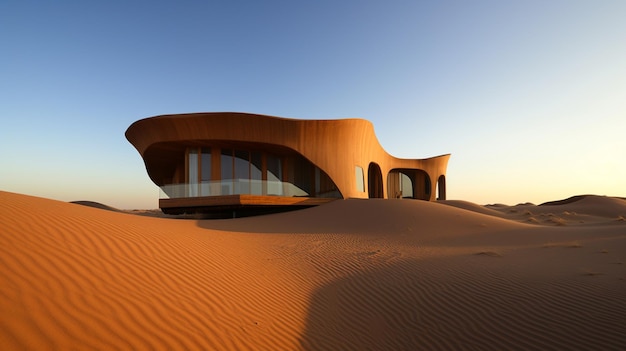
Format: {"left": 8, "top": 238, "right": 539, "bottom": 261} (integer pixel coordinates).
{"left": 251, "top": 152, "right": 262, "bottom": 195}
{"left": 188, "top": 149, "right": 198, "bottom": 197}
{"left": 266, "top": 154, "right": 282, "bottom": 195}
{"left": 234, "top": 150, "right": 250, "bottom": 194}
{"left": 201, "top": 148, "right": 211, "bottom": 182}
{"left": 400, "top": 172, "right": 413, "bottom": 199}
{"left": 179, "top": 146, "right": 339, "bottom": 199}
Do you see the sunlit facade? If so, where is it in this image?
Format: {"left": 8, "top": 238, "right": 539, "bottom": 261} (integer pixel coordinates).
{"left": 126, "top": 112, "right": 450, "bottom": 216}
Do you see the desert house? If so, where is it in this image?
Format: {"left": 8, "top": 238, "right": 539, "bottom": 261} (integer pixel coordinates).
{"left": 126, "top": 112, "right": 450, "bottom": 215}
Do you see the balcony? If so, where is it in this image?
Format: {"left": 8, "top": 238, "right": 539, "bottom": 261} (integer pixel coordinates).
{"left": 158, "top": 179, "right": 339, "bottom": 215}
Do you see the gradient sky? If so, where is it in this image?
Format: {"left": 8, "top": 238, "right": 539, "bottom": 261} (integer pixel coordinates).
{"left": 1, "top": 1, "right": 625, "bottom": 209}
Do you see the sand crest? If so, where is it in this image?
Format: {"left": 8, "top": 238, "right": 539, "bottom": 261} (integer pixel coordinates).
{"left": 1, "top": 191, "right": 625, "bottom": 350}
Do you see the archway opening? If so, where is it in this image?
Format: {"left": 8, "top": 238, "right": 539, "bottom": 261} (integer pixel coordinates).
{"left": 437, "top": 175, "right": 446, "bottom": 200}
{"left": 387, "top": 169, "right": 430, "bottom": 200}
{"left": 387, "top": 170, "right": 412, "bottom": 199}
{"left": 368, "top": 163, "right": 383, "bottom": 198}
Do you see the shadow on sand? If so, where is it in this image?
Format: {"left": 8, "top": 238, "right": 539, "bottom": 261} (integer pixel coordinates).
{"left": 296, "top": 258, "right": 626, "bottom": 351}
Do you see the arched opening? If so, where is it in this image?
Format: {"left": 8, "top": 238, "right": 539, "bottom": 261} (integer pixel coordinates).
{"left": 368, "top": 163, "right": 383, "bottom": 198}
{"left": 387, "top": 169, "right": 430, "bottom": 200}
{"left": 387, "top": 170, "right": 412, "bottom": 199}
{"left": 437, "top": 175, "right": 446, "bottom": 200}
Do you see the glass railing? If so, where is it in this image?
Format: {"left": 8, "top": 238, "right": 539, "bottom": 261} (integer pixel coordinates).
{"left": 159, "top": 179, "right": 312, "bottom": 199}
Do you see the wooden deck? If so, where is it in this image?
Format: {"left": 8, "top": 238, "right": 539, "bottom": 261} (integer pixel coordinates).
{"left": 160, "top": 195, "right": 336, "bottom": 210}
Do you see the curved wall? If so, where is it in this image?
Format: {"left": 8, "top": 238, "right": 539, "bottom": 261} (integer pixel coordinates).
{"left": 126, "top": 112, "right": 450, "bottom": 201}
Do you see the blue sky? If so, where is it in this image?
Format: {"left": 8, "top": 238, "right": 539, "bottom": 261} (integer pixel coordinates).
{"left": 1, "top": 1, "right": 625, "bottom": 209}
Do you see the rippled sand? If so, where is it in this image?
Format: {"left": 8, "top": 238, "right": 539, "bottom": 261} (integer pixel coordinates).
{"left": 1, "top": 191, "right": 625, "bottom": 350}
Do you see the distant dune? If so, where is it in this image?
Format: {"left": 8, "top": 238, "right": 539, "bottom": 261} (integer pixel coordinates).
{"left": 537, "top": 195, "right": 626, "bottom": 218}
{"left": 70, "top": 200, "right": 122, "bottom": 212}
{"left": 1, "top": 191, "right": 625, "bottom": 350}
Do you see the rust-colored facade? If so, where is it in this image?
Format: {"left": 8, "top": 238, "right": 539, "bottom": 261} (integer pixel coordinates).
{"left": 126, "top": 112, "right": 450, "bottom": 215}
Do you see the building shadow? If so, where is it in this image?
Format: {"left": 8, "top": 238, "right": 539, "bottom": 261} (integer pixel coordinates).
{"left": 195, "top": 199, "right": 408, "bottom": 234}
{"left": 297, "top": 261, "right": 432, "bottom": 350}
{"left": 296, "top": 257, "right": 625, "bottom": 351}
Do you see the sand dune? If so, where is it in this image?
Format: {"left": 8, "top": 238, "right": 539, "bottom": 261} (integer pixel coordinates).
{"left": 70, "top": 200, "right": 122, "bottom": 212}
{"left": 438, "top": 199, "right": 508, "bottom": 218}
{"left": 200, "top": 198, "right": 527, "bottom": 235}
{"left": 477, "top": 195, "right": 626, "bottom": 227}
{"left": 539, "top": 195, "right": 626, "bottom": 218}
{"left": 1, "top": 191, "right": 625, "bottom": 350}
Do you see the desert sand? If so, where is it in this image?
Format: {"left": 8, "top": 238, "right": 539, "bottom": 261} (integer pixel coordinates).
{"left": 1, "top": 190, "right": 625, "bottom": 350}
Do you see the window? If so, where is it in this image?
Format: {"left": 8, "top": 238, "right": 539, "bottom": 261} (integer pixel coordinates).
{"left": 267, "top": 154, "right": 282, "bottom": 195}
{"left": 221, "top": 149, "right": 233, "bottom": 179}
{"left": 355, "top": 166, "right": 365, "bottom": 192}
{"left": 188, "top": 149, "right": 198, "bottom": 196}
{"left": 201, "top": 148, "right": 211, "bottom": 182}
{"left": 201, "top": 148, "right": 212, "bottom": 196}
{"left": 250, "top": 152, "right": 262, "bottom": 195}
{"left": 234, "top": 150, "right": 250, "bottom": 194}
{"left": 186, "top": 147, "right": 341, "bottom": 198}
{"left": 220, "top": 149, "right": 233, "bottom": 194}
{"left": 188, "top": 147, "right": 214, "bottom": 196}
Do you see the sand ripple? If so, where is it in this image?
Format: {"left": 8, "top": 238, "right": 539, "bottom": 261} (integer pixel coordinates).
{"left": 1, "top": 191, "right": 625, "bottom": 350}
